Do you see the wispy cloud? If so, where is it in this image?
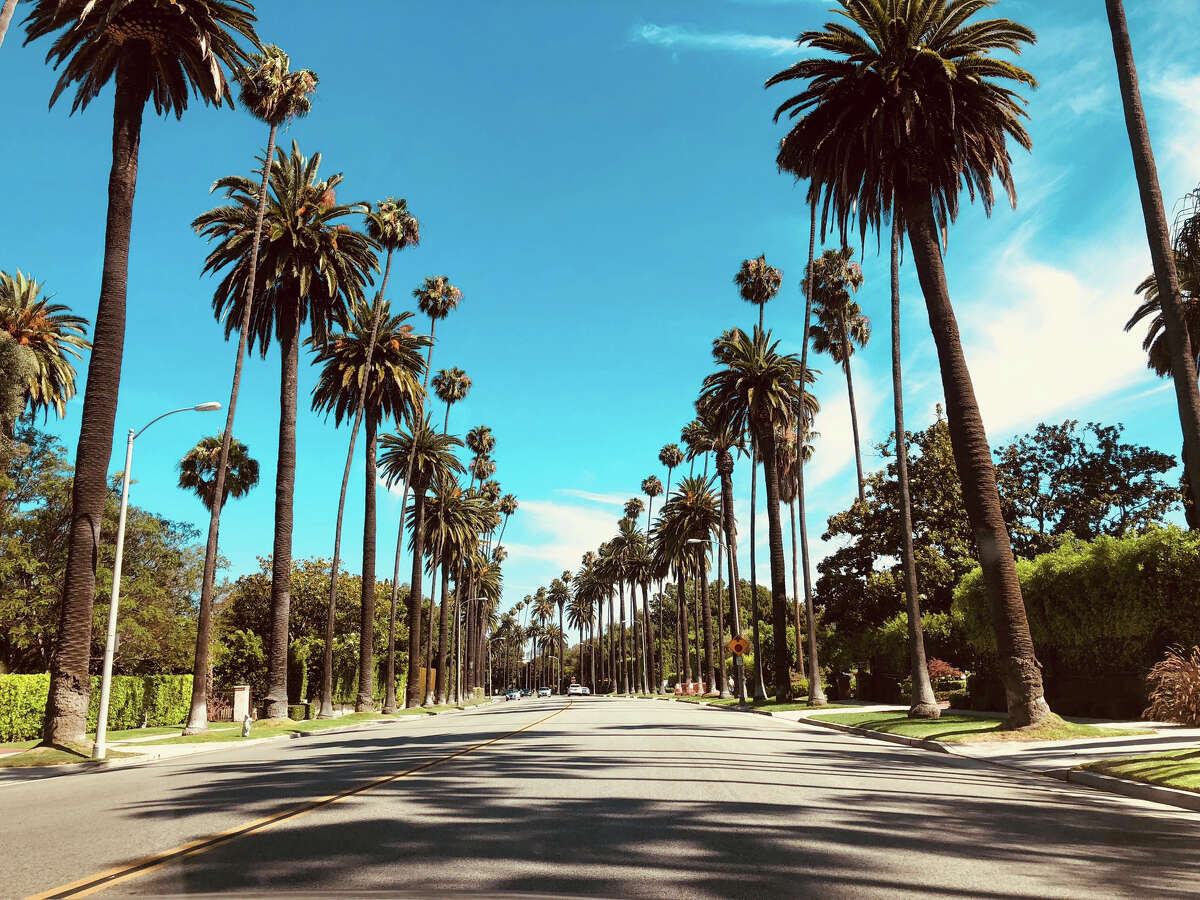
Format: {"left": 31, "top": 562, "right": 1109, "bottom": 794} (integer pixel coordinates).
{"left": 633, "top": 23, "right": 800, "bottom": 56}
{"left": 558, "top": 488, "right": 627, "bottom": 507}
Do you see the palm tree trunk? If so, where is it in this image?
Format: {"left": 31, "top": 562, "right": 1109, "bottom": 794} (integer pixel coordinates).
{"left": 608, "top": 593, "right": 616, "bottom": 693}
{"left": 42, "top": 60, "right": 148, "bottom": 746}
{"left": 699, "top": 556, "right": 716, "bottom": 692}
{"left": 757, "top": 424, "right": 794, "bottom": 700}
{"left": 185, "top": 123, "right": 279, "bottom": 734}
{"left": 639, "top": 582, "right": 653, "bottom": 692}
{"left": 318, "top": 254, "right": 394, "bottom": 719}
{"left": 748, "top": 435, "right": 768, "bottom": 700}
{"left": 404, "top": 486, "right": 428, "bottom": 708}
{"left": 715, "top": 537, "right": 729, "bottom": 697}
{"left": 436, "top": 559, "right": 451, "bottom": 704}
{"left": 692, "top": 580, "right": 701, "bottom": 686}
{"left": 618, "top": 583, "right": 628, "bottom": 693}
{"left": 678, "top": 569, "right": 690, "bottom": 685}
{"left": 843, "top": 352, "right": 867, "bottom": 505}
{"left": 423, "top": 553, "right": 438, "bottom": 706}
{"left": 892, "top": 218, "right": 939, "bottom": 719}
{"left": 716, "top": 451, "right": 747, "bottom": 702}
{"left": 903, "top": 185, "right": 1049, "bottom": 728}
{"left": 263, "top": 302, "right": 301, "bottom": 719}
{"left": 0, "top": 0, "right": 20, "bottom": 49}
{"left": 1106, "top": 0, "right": 1200, "bottom": 513}
{"left": 799, "top": 200, "right": 827, "bottom": 707}
{"left": 356, "top": 415, "right": 379, "bottom": 711}
{"left": 788, "top": 498, "right": 805, "bottom": 679}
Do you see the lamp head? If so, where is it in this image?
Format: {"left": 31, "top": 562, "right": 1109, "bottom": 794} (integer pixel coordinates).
{"left": 193, "top": 402, "right": 222, "bottom": 412}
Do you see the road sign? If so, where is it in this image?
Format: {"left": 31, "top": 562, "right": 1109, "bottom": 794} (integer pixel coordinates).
{"left": 727, "top": 636, "right": 750, "bottom": 655}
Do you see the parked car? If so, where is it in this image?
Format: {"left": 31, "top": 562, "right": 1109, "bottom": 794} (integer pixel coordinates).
{"left": 581, "top": 686, "right": 591, "bottom": 695}
{"left": 505, "top": 689, "right": 520, "bottom": 701}
{"left": 567, "top": 684, "right": 585, "bottom": 697}
{"left": 537, "top": 686, "right": 552, "bottom": 698}
{"left": 520, "top": 688, "right": 534, "bottom": 697}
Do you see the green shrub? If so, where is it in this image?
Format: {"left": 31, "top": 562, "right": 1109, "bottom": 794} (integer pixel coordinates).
{"left": 0, "top": 673, "right": 49, "bottom": 742}
{"left": 288, "top": 703, "right": 310, "bottom": 721}
{"left": 142, "top": 676, "right": 192, "bottom": 726}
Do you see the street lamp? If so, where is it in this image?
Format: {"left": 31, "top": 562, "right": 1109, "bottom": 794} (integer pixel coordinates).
{"left": 688, "top": 536, "right": 748, "bottom": 702}
{"left": 92, "top": 401, "right": 221, "bottom": 760}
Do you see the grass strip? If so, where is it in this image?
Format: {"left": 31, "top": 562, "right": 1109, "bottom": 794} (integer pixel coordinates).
{"left": 1083, "top": 748, "right": 1200, "bottom": 793}
{"left": 0, "top": 744, "right": 137, "bottom": 768}
{"left": 809, "top": 710, "right": 1144, "bottom": 743}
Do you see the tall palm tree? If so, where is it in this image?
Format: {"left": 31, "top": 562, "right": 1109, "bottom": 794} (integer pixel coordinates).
{"left": 380, "top": 418, "right": 464, "bottom": 708}
{"left": 549, "top": 578, "right": 569, "bottom": 693}
{"left": 640, "top": 475, "right": 663, "bottom": 687}
{"left": 466, "top": 424, "right": 495, "bottom": 457}
{"left": 311, "top": 299, "right": 427, "bottom": 716}
{"left": 735, "top": 254, "right": 783, "bottom": 330}
{"left": 768, "top": 0, "right": 1050, "bottom": 725}
{"left": 889, "top": 218, "right": 938, "bottom": 718}
{"left": 27, "top": 0, "right": 258, "bottom": 745}
{"left": 1126, "top": 255, "right": 1200, "bottom": 377}
{"left": 656, "top": 443, "right": 683, "bottom": 684}
{"left": 701, "top": 328, "right": 811, "bottom": 701}
{"left": 432, "top": 366, "right": 471, "bottom": 433}
{"left": 0, "top": 270, "right": 90, "bottom": 420}
{"left": 196, "top": 143, "right": 377, "bottom": 719}
{"left": 1106, "top": 0, "right": 1200, "bottom": 515}
{"left": 808, "top": 246, "right": 869, "bottom": 503}
{"left": 775, "top": 422, "right": 815, "bottom": 681}
{"left": 495, "top": 493, "right": 518, "bottom": 544}
{"left": 178, "top": 434, "right": 259, "bottom": 511}
{"left": 183, "top": 44, "right": 317, "bottom": 733}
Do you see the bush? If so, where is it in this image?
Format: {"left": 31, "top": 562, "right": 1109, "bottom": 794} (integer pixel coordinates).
{"left": 288, "top": 703, "right": 310, "bottom": 721}
{"left": 927, "top": 658, "right": 963, "bottom": 680}
{"left": 0, "top": 673, "right": 192, "bottom": 741}
{"left": 142, "top": 676, "right": 192, "bottom": 727}
{"left": 0, "top": 673, "right": 49, "bottom": 742}
{"left": 1145, "top": 645, "right": 1200, "bottom": 726}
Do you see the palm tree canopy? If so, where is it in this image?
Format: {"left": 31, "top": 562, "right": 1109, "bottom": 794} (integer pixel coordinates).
{"left": 498, "top": 493, "right": 519, "bottom": 517}
{"left": 25, "top": 0, "right": 258, "bottom": 116}
{"left": 658, "top": 442, "right": 684, "bottom": 470}
{"left": 641, "top": 475, "right": 663, "bottom": 499}
{"left": 479, "top": 478, "right": 502, "bottom": 504}
{"left": 767, "top": 0, "right": 1037, "bottom": 243}
{"left": 651, "top": 474, "right": 720, "bottom": 576}
{"left": 432, "top": 366, "right": 471, "bottom": 407}
{"left": 680, "top": 418, "right": 713, "bottom": 462}
{"left": 236, "top": 43, "right": 317, "bottom": 127}
{"left": 194, "top": 142, "right": 379, "bottom": 354}
{"left": 735, "top": 254, "right": 782, "bottom": 308}
{"left": 0, "top": 270, "right": 90, "bottom": 419}
{"left": 422, "top": 472, "right": 490, "bottom": 569}
{"left": 414, "top": 275, "right": 462, "bottom": 322}
{"left": 699, "top": 326, "right": 813, "bottom": 444}
{"left": 1127, "top": 254, "right": 1200, "bottom": 377}
{"left": 810, "top": 300, "right": 871, "bottom": 364}
{"left": 469, "top": 454, "right": 496, "bottom": 482}
{"left": 310, "top": 300, "right": 429, "bottom": 427}
{"left": 364, "top": 197, "right": 420, "bottom": 257}
{"left": 466, "top": 424, "right": 496, "bottom": 456}
{"left": 807, "top": 246, "right": 869, "bottom": 363}
{"left": 378, "top": 415, "right": 465, "bottom": 491}
{"left": 178, "top": 433, "right": 259, "bottom": 511}
{"left": 776, "top": 426, "right": 818, "bottom": 506}
{"left": 623, "top": 497, "right": 645, "bottom": 521}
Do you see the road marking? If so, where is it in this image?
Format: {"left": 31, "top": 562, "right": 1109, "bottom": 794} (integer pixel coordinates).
{"left": 28, "top": 701, "right": 572, "bottom": 899}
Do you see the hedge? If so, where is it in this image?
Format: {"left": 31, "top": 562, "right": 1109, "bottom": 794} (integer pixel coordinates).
{"left": 0, "top": 674, "right": 192, "bottom": 742}
{"left": 952, "top": 527, "right": 1200, "bottom": 716}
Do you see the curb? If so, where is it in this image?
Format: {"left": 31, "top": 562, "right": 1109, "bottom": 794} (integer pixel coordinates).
{"left": 1061, "top": 769, "right": 1200, "bottom": 813}
{"left": 797, "top": 715, "right": 952, "bottom": 754}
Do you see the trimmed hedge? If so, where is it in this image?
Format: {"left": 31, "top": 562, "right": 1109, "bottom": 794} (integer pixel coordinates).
{"left": 0, "top": 674, "right": 192, "bottom": 742}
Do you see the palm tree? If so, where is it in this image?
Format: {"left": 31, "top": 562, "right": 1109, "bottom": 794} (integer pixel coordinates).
{"left": 775, "top": 423, "right": 814, "bottom": 682}
{"left": 432, "top": 366, "right": 471, "bottom": 433}
{"left": 1126, "top": 258, "right": 1200, "bottom": 377}
{"left": 496, "top": 493, "right": 518, "bottom": 544}
{"left": 808, "top": 246, "right": 869, "bottom": 503}
{"left": 768, "top": 0, "right": 1051, "bottom": 726}
{"left": 0, "top": 270, "right": 90, "bottom": 420}
{"left": 1106, "top": 0, "right": 1200, "bottom": 515}
{"left": 196, "top": 143, "right": 377, "bottom": 719}
{"left": 701, "top": 328, "right": 811, "bottom": 701}
{"left": 889, "top": 219, "right": 938, "bottom": 719}
{"left": 0, "top": 335, "right": 34, "bottom": 448}
{"left": 178, "top": 435, "right": 259, "bottom": 511}
{"left": 640, "top": 475, "right": 663, "bottom": 687}
{"left": 183, "top": 44, "right": 317, "bottom": 733}
{"left": 380, "top": 418, "right": 465, "bottom": 708}
{"left": 0, "top": 0, "right": 20, "bottom": 49}
{"left": 466, "top": 424, "right": 495, "bottom": 457}
{"left": 311, "top": 298, "right": 427, "bottom": 716}
{"left": 656, "top": 443, "right": 683, "bottom": 683}
{"left": 27, "top": 0, "right": 257, "bottom": 744}
{"left": 549, "top": 578, "right": 570, "bottom": 693}
{"left": 735, "top": 254, "right": 783, "bottom": 330}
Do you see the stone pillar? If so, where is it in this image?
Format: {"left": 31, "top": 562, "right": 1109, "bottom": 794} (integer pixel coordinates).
{"left": 232, "top": 684, "right": 251, "bottom": 722}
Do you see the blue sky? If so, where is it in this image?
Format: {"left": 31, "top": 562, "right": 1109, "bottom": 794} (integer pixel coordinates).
{"left": 4, "top": 0, "right": 1199, "bottom": 617}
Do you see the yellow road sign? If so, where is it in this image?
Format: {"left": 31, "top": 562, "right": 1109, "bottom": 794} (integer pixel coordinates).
{"left": 727, "top": 636, "right": 750, "bottom": 655}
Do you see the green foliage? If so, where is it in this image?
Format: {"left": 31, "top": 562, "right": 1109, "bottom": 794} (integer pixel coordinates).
{"left": 214, "top": 628, "right": 267, "bottom": 699}
{"left": 953, "top": 527, "right": 1200, "bottom": 678}
{"left": 288, "top": 703, "right": 311, "bottom": 721}
{"left": 0, "top": 674, "right": 192, "bottom": 741}
{"left": 0, "top": 673, "right": 49, "bottom": 742}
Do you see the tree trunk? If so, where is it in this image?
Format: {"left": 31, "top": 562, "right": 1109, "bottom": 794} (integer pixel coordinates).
{"left": 788, "top": 499, "right": 805, "bottom": 678}
{"left": 640, "top": 582, "right": 654, "bottom": 693}
{"left": 264, "top": 302, "right": 301, "bottom": 719}
{"left": 891, "top": 220, "right": 939, "bottom": 718}
{"left": 699, "top": 555, "right": 716, "bottom": 692}
{"left": 43, "top": 60, "right": 148, "bottom": 746}
{"left": 356, "top": 415, "right": 379, "bottom": 711}
{"left": 0, "top": 0, "right": 19, "bottom": 49}
{"left": 424, "top": 553, "right": 438, "bottom": 706}
{"left": 903, "top": 186, "right": 1049, "bottom": 727}
{"left": 618, "top": 583, "right": 628, "bottom": 693}
{"left": 716, "top": 450, "right": 747, "bottom": 702}
{"left": 185, "top": 120, "right": 280, "bottom": 735}
{"left": 436, "top": 559, "right": 451, "bottom": 704}
{"left": 608, "top": 592, "right": 616, "bottom": 693}
{"left": 748, "top": 435, "right": 768, "bottom": 700}
{"left": 558, "top": 603, "right": 565, "bottom": 694}
{"left": 678, "top": 569, "right": 690, "bottom": 685}
{"left": 1106, "top": 0, "right": 1200, "bottom": 513}
{"left": 756, "top": 424, "right": 794, "bottom": 700}
{"left": 715, "top": 536, "right": 728, "bottom": 697}
{"left": 843, "top": 353, "right": 867, "bottom": 505}
{"left": 799, "top": 200, "right": 827, "bottom": 706}
{"left": 404, "top": 484, "right": 428, "bottom": 708}
{"left": 382, "top": 485, "right": 410, "bottom": 714}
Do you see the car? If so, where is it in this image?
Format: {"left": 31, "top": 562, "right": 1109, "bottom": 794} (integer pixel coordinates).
{"left": 520, "top": 688, "right": 533, "bottom": 697}
{"left": 537, "top": 686, "right": 552, "bottom": 698}
{"left": 504, "top": 689, "right": 520, "bottom": 701}
{"left": 567, "top": 684, "right": 585, "bottom": 697}
{"left": 581, "top": 686, "right": 591, "bottom": 695}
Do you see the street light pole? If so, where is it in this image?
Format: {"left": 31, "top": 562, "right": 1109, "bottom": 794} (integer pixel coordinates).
{"left": 92, "top": 402, "right": 221, "bottom": 760}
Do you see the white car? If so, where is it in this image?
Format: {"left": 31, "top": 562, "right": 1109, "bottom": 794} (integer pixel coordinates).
{"left": 567, "top": 684, "right": 585, "bottom": 696}
{"left": 537, "top": 686, "right": 552, "bottom": 698}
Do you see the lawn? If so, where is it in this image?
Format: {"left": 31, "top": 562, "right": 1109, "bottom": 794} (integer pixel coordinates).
{"left": 671, "top": 695, "right": 859, "bottom": 712}
{"left": 0, "top": 744, "right": 136, "bottom": 768}
{"left": 808, "top": 710, "right": 1144, "bottom": 744}
{"left": 1084, "top": 748, "right": 1200, "bottom": 793}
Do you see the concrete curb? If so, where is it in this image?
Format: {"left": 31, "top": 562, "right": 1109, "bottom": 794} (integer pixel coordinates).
{"left": 1061, "top": 769, "right": 1200, "bottom": 813}
{"left": 796, "top": 715, "right": 952, "bottom": 753}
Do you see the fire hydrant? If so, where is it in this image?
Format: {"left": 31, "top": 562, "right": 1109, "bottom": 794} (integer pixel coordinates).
{"left": 241, "top": 714, "right": 252, "bottom": 738}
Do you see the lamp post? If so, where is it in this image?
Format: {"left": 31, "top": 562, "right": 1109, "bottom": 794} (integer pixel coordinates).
{"left": 92, "top": 402, "right": 221, "bottom": 760}
{"left": 688, "top": 536, "right": 748, "bottom": 703}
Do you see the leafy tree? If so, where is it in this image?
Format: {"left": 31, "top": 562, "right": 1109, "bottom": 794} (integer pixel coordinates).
{"left": 177, "top": 434, "right": 259, "bottom": 512}
{"left": 26, "top": 0, "right": 257, "bottom": 744}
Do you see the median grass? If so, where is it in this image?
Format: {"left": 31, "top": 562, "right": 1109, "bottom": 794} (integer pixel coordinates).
{"left": 0, "top": 743, "right": 136, "bottom": 768}
{"left": 1083, "top": 748, "right": 1200, "bottom": 793}
{"left": 809, "top": 710, "right": 1144, "bottom": 744}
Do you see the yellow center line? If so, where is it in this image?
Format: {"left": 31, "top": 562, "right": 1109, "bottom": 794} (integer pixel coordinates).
{"left": 28, "top": 701, "right": 573, "bottom": 900}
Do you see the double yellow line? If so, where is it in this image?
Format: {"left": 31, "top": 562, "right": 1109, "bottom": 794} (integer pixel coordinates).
{"left": 29, "top": 701, "right": 572, "bottom": 899}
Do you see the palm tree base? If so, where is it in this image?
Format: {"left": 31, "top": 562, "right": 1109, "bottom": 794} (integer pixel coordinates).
{"left": 423, "top": 692, "right": 435, "bottom": 707}
{"left": 180, "top": 723, "right": 208, "bottom": 736}
{"left": 908, "top": 701, "right": 941, "bottom": 719}
{"left": 381, "top": 703, "right": 398, "bottom": 715}
{"left": 354, "top": 697, "right": 376, "bottom": 713}
{"left": 718, "top": 689, "right": 733, "bottom": 699}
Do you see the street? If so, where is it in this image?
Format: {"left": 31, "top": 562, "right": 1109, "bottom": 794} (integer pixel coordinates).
{"left": 6, "top": 698, "right": 1200, "bottom": 898}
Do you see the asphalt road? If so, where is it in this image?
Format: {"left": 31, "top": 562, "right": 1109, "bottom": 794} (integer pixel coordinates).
{"left": 5, "top": 697, "right": 1200, "bottom": 899}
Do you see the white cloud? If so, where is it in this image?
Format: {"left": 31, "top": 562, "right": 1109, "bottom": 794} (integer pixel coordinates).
{"left": 558, "top": 488, "right": 628, "bottom": 507}
{"left": 633, "top": 23, "right": 800, "bottom": 56}
{"left": 806, "top": 359, "right": 882, "bottom": 490}
{"left": 1147, "top": 70, "right": 1200, "bottom": 182}
{"left": 501, "top": 497, "right": 619, "bottom": 578}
